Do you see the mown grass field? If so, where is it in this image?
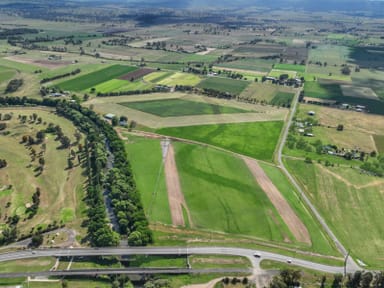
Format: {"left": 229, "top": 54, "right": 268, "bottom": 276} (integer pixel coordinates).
{"left": 285, "top": 159, "right": 384, "bottom": 268}
{"left": 120, "top": 98, "right": 249, "bottom": 117}
{"left": 198, "top": 77, "right": 250, "bottom": 95}
{"left": 174, "top": 142, "right": 293, "bottom": 241}
{"left": 269, "top": 69, "right": 297, "bottom": 79}
{"left": 274, "top": 63, "right": 306, "bottom": 73}
{"left": 156, "top": 121, "right": 283, "bottom": 161}
{"left": 57, "top": 64, "right": 137, "bottom": 91}
{"left": 144, "top": 71, "right": 174, "bottom": 83}
{"left": 93, "top": 79, "right": 153, "bottom": 93}
{"left": 240, "top": 82, "right": 294, "bottom": 103}
{"left": 0, "top": 108, "right": 86, "bottom": 236}
{"left": 125, "top": 136, "right": 171, "bottom": 224}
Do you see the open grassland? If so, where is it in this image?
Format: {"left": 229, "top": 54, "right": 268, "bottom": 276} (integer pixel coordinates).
{"left": 93, "top": 79, "right": 153, "bottom": 93}
{"left": 352, "top": 69, "right": 384, "bottom": 99}
{"left": 156, "top": 72, "right": 201, "bottom": 86}
{"left": 274, "top": 63, "right": 306, "bottom": 73}
{"left": 0, "top": 108, "right": 86, "bottom": 235}
{"left": 198, "top": 77, "right": 250, "bottom": 95}
{"left": 285, "top": 158, "right": 384, "bottom": 268}
{"left": 120, "top": 98, "right": 250, "bottom": 117}
{"left": 259, "top": 163, "right": 338, "bottom": 255}
{"left": 57, "top": 64, "right": 137, "bottom": 91}
{"left": 373, "top": 135, "right": 384, "bottom": 154}
{"left": 0, "top": 65, "right": 16, "bottom": 83}
{"left": 86, "top": 93, "right": 288, "bottom": 128}
{"left": 125, "top": 136, "right": 171, "bottom": 224}
{"left": 174, "top": 142, "right": 294, "bottom": 241}
{"left": 215, "top": 58, "right": 275, "bottom": 73}
{"left": 28, "top": 279, "right": 112, "bottom": 288}
{"left": 156, "top": 121, "right": 283, "bottom": 161}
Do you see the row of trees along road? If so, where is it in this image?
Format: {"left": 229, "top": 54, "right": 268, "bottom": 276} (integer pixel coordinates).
{"left": 0, "top": 96, "right": 152, "bottom": 247}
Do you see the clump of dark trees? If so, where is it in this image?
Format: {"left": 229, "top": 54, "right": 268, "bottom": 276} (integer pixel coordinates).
{"left": 40, "top": 68, "right": 81, "bottom": 84}
{"left": 5, "top": 79, "right": 23, "bottom": 93}
{"left": 0, "top": 96, "right": 152, "bottom": 247}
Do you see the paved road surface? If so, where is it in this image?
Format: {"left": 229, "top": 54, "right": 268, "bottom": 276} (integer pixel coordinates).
{"left": 275, "top": 90, "right": 359, "bottom": 271}
{"left": 0, "top": 246, "right": 357, "bottom": 276}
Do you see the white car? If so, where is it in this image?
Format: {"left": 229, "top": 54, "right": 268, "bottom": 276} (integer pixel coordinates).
{"left": 253, "top": 252, "right": 261, "bottom": 258}
{"left": 287, "top": 259, "right": 292, "bottom": 263}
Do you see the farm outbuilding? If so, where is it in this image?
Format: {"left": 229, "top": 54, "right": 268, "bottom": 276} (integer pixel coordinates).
{"left": 104, "top": 113, "right": 115, "bottom": 120}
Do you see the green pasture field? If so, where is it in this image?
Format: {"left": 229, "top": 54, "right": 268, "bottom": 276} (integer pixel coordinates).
{"left": 157, "top": 72, "right": 201, "bottom": 86}
{"left": 27, "top": 279, "right": 112, "bottom": 288}
{"left": 0, "top": 257, "right": 55, "bottom": 273}
{"left": 57, "top": 64, "right": 137, "bottom": 91}
{"left": 144, "top": 71, "right": 174, "bottom": 83}
{"left": 304, "top": 82, "right": 342, "bottom": 99}
{"left": 180, "top": 53, "right": 218, "bottom": 63}
{"left": 129, "top": 255, "right": 186, "bottom": 268}
{"left": 120, "top": 98, "right": 249, "bottom": 117}
{"left": 174, "top": 142, "right": 293, "bottom": 241}
{"left": 0, "top": 108, "right": 86, "bottom": 236}
{"left": 0, "top": 65, "right": 16, "bottom": 83}
{"left": 274, "top": 63, "right": 306, "bottom": 73}
{"left": 239, "top": 82, "right": 293, "bottom": 102}
{"left": 270, "top": 92, "right": 295, "bottom": 107}
{"left": 308, "top": 45, "right": 350, "bottom": 66}
{"left": 39, "top": 63, "right": 107, "bottom": 82}
{"left": 373, "top": 135, "right": 384, "bottom": 154}
{"left": 189, "top": 255, "right": 251, "bottom": 269}
{"left": 259, "top": 163, "right": 338, "bottom": 255}
{"left": 269, "top": 69, "right": 297, "bottom": 79}
{"left": 125, "top": 136, "right": 171, "bottom": 224}
{"left": 93, "top": 79, "right": 153, "bottom": 93}
{"left": 215, "top": 58, "right": 275, "bottom": 72}
{"left": 285, "top": 159, "right": 384, "bottom": 268}
{"left": 156, "top": 121, "right": 283, "bottom": 161}
{"left": 198, "top": 77, "right": 250, "bottom": 95}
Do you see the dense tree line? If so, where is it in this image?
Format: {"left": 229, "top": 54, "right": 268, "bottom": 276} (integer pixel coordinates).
{"left": 96, "top": 87, "right": 169, "bottom": 97}
{"left": 40, "top": 68, "right": 81, "bottom": 84}
{"left": 0, "top": 28, "right": 39, "bottom": 39}
{"left": 0, "top": 96, "right": 151, "bottom": 246}
{"left": 175, "top": 85, "right": 235, "bottom": 99}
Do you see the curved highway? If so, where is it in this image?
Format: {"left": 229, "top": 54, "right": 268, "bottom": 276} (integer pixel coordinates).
{"left": 0, "top": 246, "right": 357, "bottom": 277}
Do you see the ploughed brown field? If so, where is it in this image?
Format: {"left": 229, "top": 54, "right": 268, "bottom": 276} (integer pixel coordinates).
{"left": 119, "top": 68, "right": 155, "bottom": 81}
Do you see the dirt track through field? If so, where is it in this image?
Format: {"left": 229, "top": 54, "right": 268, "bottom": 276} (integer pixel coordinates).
{"left": 163, "top": 141, "right": 192, "bottom": 227}
{"left": 242, "top": 157, "right": 311, "bottom": 244}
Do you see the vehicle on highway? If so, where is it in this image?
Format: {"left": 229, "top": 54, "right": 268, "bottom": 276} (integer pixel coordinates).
{"left": 253, "top": 252, "right": 261, "bottom": 258}
{"left": 287, "top": 259, "right": 292, "bottom": 263}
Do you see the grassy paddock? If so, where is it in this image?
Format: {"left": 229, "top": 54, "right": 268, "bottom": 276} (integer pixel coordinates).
{"left": 156, "top": 72, "right": 201, "bottom": 86}
{"left": 156, "top": 121, "right": 283, "bottom": 161}
{"left": 125, "top": 136, "right": 171, "bottom": 224}
{"left": 274, "top": 63, "right": 305, "bottom": 73}
{"left": 120, "top": 98, "right": 249, "bottom": 117}
{"left": 285, "top": 158, "right": 384, "bottom": 268}
{"left": 57, "top": 64, "right": 137, "bottom": 91}
{"left": 373, "top": 135, "right": 384, "bottom": 153}
{"left": 174, "top": 142, "right": 293, "bottom": 241}
{"left": 198, "top": 77, "right": 250, "bottom": 95}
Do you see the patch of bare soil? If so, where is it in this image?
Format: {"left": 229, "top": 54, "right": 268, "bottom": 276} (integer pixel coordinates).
{"left": 164, "top": 142, "right": 192, "bottom": 227}
{"left": 242, "top": 157, "right": 311, "bottom": 244}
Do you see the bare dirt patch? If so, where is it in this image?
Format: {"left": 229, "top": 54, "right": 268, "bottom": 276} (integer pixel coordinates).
{"left": 118, "top": 68, "right": 155, "bottom": 81}
{"left": 242, "top": 157, "right": 311, "bottom": 244}
{"left": 196, "top": 48, "right": 216, "bottom": 55}
{"left": 163, "top": 141, "right": 192, "bottom": 227}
